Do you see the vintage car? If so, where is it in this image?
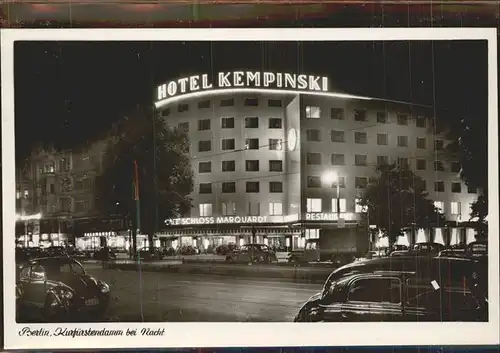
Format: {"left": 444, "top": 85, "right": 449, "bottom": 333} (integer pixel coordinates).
{"left": 16, "top": 257, "right": 110, "bottom": 322}
{"left": 137, "top": 247, "right": 164, "bottom": 261}
{"left": 92, "top": 247, "right": 117, "bottom": 261}
{"left": 294, "top": 256, "right": 487, "bottom": 322}
{"left": 225, "top": 244, "right": 278, "bottom": 264}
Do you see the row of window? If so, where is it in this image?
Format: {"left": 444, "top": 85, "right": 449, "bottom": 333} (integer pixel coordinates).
{"left": 197, "top": 199, "right": 467, "bottom": 217}
{"left": 306, "top": 106, "right": 428, "bottom": 128}
{"left": 199, "top": 138, "right": 285, "bottom": 152}
{"left": 198, "top": 160, "right": 284, "bottom": 173}
{"left": 195, "top": 178, "right": 474, "bottom": 195}
{"left": 179, "top": 116, "right": 283, "bottom": 132}
{"left": 311, "top": 129, "right": 446, "bottom": 150}
{"left": 162, "top": 98, "right": 283, "bottom": 117}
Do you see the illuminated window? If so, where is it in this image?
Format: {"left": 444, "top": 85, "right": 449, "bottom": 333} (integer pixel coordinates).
{"left": 199, "top": 203, "right": 212, "bottom": 217}
{"left": 222, "top": 202, "right": 236, "bottom": 216}
{"left": 305, "top": 106, "right": 321, "bottom": 119}
{"left": 306, "top": 198, "right": 322, "bottom": 213}
{"left": 16, "top": 190, "right": 21, "bottom": 199}
{"left": 305, "top": 229, "right": 320, "bottom": 239}
{"left": 23, "top": 190, "right": 29, "bottom": 199}
{"left": 355, "top": 198, "right": 367, "bottom": 213}
{"left": 331, "top": 198, "right": 347, "bottom": 213}
{"left": 269, "top": 202, "right": 283, "bottom": 216}
{"left": 451, "top": 202, "right": 461, "bottom": 215}
{"left": 434, "top": 201, "right": 444, "bottom": 214}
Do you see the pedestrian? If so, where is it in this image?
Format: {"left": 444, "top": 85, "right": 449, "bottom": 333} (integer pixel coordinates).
{"left": 102, "top": 245, "right": 110, "bottom": 269}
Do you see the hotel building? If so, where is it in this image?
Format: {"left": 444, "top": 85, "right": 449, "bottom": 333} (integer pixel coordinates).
{"left": 154, "top": 72, "right": 480, "bottom": 257}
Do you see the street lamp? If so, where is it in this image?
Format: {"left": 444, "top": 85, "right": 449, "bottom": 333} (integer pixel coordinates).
{"left": 321, "top": 172, "right": 340, "bottom": 224}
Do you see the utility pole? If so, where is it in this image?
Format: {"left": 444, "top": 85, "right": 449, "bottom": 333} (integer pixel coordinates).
{"left": 132, "top": 160, "right": 141, "bottom": 256}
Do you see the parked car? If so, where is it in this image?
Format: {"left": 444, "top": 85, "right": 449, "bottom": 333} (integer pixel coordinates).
{"left": 162, "top": 247, "right": 177, "bottom": 257}
{"left": 225, "top": 244, "right": 277, "bottom": 263}
{"left": 438, "top": 248, "right": 467, "bottom": 258}
{"left": 390, "top": 250, "right": 412, "bottom": 257}
{"left": 16, "top": 247, "right": 48, "bottom": 264}
{"left": 216, "top": 243, "right": 239, "bottom": 255}
{"left": 465, "top": 240, "right": 488, "bottom": 258}
{"left": 412, "top": 242, "right": 445, "bottom": 255}
{"left": 294, "top": 256, "right": 488, "bottom": 322}
{"left": 137, "top": 247, "right": 164, "bottom": 261}
{"left": 45, "top": 246, "right": 67, "bottom": 257}
{"left": 178, "top": 245, "right": 198, "bottom": 255}
{"left": 16, "top": 257, "right": 110, "bottom": 322}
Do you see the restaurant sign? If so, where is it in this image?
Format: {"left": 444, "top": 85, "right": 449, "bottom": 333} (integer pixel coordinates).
{"left": 156, "top": 71, "right": 329, "bottom": 102}
{"left": 165, "top": 214, "right": 299, "bottom": 226}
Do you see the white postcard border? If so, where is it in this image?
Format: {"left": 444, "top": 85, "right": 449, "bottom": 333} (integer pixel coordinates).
{"left": 2, "top": 28, "right": 499, "bottom": 349}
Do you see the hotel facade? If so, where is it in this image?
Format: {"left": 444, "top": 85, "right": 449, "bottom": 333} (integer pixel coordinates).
{"left": 155, "top": 71, "right": 480, "bottom": 257}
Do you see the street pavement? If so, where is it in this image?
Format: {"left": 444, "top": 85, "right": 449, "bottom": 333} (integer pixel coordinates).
{"left": 85, "top": 266, "right": 320, "bottom": 322}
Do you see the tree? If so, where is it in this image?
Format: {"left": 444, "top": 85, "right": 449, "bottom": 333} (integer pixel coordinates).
{"left": 357, "top": 163, "right": 445, "bottom": 247}
{"left": 94, "top": 105, "right": 194, "bottom": 255}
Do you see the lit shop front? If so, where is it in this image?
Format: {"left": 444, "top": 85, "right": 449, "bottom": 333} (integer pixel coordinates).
{"left": 75, "top": 231, "right": 157, "bottom": 251}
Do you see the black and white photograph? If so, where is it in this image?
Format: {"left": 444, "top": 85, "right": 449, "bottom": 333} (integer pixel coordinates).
{"left": 2, "top": 28, "right": 498, "bottom": 349}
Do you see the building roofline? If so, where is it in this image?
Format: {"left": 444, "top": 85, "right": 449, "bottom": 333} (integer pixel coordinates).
{"left": 153, "top": 87, "right": 433, "bottom": 110}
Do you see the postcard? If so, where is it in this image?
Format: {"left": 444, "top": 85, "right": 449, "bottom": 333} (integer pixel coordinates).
{"left": 2, "top": 28, "right": 498, "bottom": 350}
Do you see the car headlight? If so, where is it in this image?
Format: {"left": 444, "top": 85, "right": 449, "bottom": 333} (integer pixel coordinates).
{"left": 59, "top": 288, "right": 73, "bottom": 300}
{"left": 98, "top": 281, "right": 110, "bottom": 293}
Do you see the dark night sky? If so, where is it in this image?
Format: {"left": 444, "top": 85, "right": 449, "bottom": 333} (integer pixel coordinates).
{"left": 14, "top": 40, "right": 488, "bottom": 160}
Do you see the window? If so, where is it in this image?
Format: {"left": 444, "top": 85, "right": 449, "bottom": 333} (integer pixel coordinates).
{"left": 467, "top": 185, "right": 477, "bottom": 194}
{"left": 417, "top": 137, "right": 427, "bottom": 149}
{"left": 244, "top": 98, "right": 259, "bottom": 106}
{"left": 416, "top": 159, "right": 427, "bottom": 170}
{"left": 222, "top": 160, "right": 235, "bottom": 172}
{"left": 245, "top": 138, "right": 259, "bottom": 150}
{"left": 377, "top": 156, "right": 389, "bottom": 166}
{"left": 161, "top": 108, "right": 171, "bottom": 117}
{"left": 434, "top": 161, "right": 444, "bottom": 171}
{"left": 451, "top": 202, "right": 461, "bottom": 215}
{"left": 435, "top": 139, "right": 444, "bottom": 150}
{"left": 397, "top": 136, "right": 408, "bottom": 147}
{"left": 355, "top": 177, "right": 368, "bottom": 189}
{"left": 222, "top": 202, "right": 236, "bottom": 216}
{"left": 306, "top": 129, "right": 321, "bottom": 141}
{"left": 245, "top": 117, "right": 259, "bottom": 128}
{"left": 269, "top": 139, "right": 283, "bottom": 150}
{"left": 451, "top": 182, "right": 462, "bottom": 193}
{"left": 355, "top": 154, "right": 368, "bottom": 166}
{"left": 50, "top": 184, "right": 55, "bottom": 194}
{"left": 199, "top": 183, "right": 212, "bottom": 194}
{"left": 23, "top": 190, "right": 29, "bottom": 199}
{"left": 306, "top": 198, "right": 322, "bottom": 213}
{"left": 451, "top": 162, "right": 461, "bottom": 173}
{"left": 198, "top": 140, "right": 211, "bottom": 152}
{"left": 198, "top": 100, "right": 211, "bottom": 109}
{"left": 377, "top": 112, "right": 388, "bottom": 123}
{"left": 434, "top": 181, "right": 445, "bottom": 192}
{"left": 307, "top": 153, "right": 322, "bottom": 165}
{"left": 398, "top": 157, "right": 409, "bottom": 168}
{"left": 307, "top": 176, "right": 322, "bottom": 188}
{"left": 269, "top": 160, "right": 283, "bottom": 172}
{"left": 348, "top": 278, "right": 401, "bottom": 304}
{"left": 331, "top": 108, "right": 344, "bottom": 120}
{"left": 246, "top": 181, "right": 260, "bottom": 193}
{"left": 269, "top": 202, "right": 283, "bottom": 216}
{"left": 222, "top": 182, "right": 236, "bottom": 193}
{"left": 198, "top": 161, "right": 211, "bottom": 173}
{"left": 268, "top": 118, "right": 282, "bottom": 129}
{"left": 198, "top": 119, "right": 211, "bottom": 131}
{"left": 246, "top": 160, "right": 259, "bottom": 172}
{"left": 178, "top": 104, "right": 189, "bottom": 113}
{"left": 354, "top": 132, "right": 367, "bottom": 144}
{"left": 220, "top": 98, "right": 234, "bottom": 107}
{"left": 221, "top": 117, "right": 234, "bottom": 129}
{"left": 331, "top": 130, "right": 345, "bottom": 143}
{"left": 178, "top": 122, "right": 189, "bottom": 132}
{"left": 332, "top": 176, "right": 346, "bottom": 188}
{"left": 248, "top": 202, "right": 260, "bottom": 216}
{"left": 377, "top": 133, "right": 388, "bottom": 146}
{"left": 199, "top": 203, "right": 213, "bottom": 217}
{"left": 269, "top": 181, "right": 283, "bottom": 193}
{"left": 397, "top": 114, "right": 408, "bottom": 126}
{"left": 416, "top": 116, "right": 427, "bottom": 128}
{"left": 221, "top": 138, "right": 235, "bottom": 151}
{"left": 355, "top": 198, "right": 368, "bottom": 213}
{"left": 305, "top": 229, "right": 320, "bottom": 239}
{"left": 75, "top": 200, "right": 90, "bottom": 212}
{"left": 354, "top": 109, "right": 367, "bottom": 122}
{"left": 268, "top": 99, "right": 282, "bottom": 107}
{"left": 60, "top": 197, "right": 72, "bottom": 212}
{"left": 434, "top": 201, "right": 444, "bottom": 214}
{"left": 305, "top": 106, "right": 321, "bottom": 119}
{"left": 331, "top": 154, "right": 345, "bottom": 165}
{"left": 332, "top": 198, "right": 347, "bottom": 213}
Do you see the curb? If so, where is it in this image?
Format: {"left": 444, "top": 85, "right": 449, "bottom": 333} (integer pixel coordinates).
{"left": 105, "top": 262, "right": 333, "bottom": 283}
